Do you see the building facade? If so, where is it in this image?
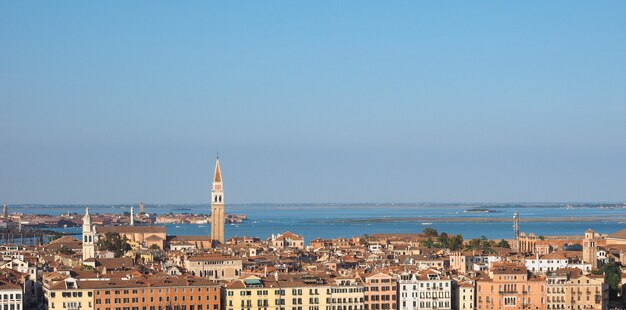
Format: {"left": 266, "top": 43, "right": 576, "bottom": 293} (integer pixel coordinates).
{"left": 476, "top": 264, "right": 546, "bottom": 310}
{"left": 363, "top": 272, "right": 396, "bottom": 310}
{"left": 184, "top": 254, "right": 243, "bottom": 281}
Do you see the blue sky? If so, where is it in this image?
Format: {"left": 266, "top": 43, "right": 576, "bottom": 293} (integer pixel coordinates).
{"left": 1, "top": 2, "right": 625, "bottom": 204}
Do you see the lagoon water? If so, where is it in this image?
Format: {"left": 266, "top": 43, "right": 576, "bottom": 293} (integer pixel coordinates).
{"left": 15, "top": 203, "right": 626, "bottom": 241}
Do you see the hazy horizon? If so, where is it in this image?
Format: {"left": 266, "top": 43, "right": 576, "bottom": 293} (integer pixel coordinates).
{"left": 2, "top": 2, "right": 625, "bottom": 204}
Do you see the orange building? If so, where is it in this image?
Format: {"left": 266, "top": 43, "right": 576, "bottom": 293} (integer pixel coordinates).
{"left": 363, "top": 272, "right": 397, "bottom": 310}
{"left": 48, "top": 274, "right": 221, "bottom": 310}
{"left": 476, "top": 264, "right": 546, "bottom": 310}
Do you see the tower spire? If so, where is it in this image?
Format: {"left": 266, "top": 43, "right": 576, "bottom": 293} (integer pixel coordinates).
{"left": 213, "top": 157, "right": 222, "bottom": 183}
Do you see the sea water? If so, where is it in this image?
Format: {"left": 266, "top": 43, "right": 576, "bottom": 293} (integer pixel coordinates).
{"left": 13, "top": 203, "right": 626, "bottom": 242}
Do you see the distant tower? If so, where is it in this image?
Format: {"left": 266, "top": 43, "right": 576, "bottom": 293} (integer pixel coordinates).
{"left": 139, "top": 202, "right": 145, "bottom": 214}
{"left": 513, "top": 212, "right": 520, "bottom": 252}
{"left": 82, "top": 208, "right": 96, "bottom": 261}
{"left": 2, "top": 203, "right": 7, "bottom": 219}
{"left": 130, "top": 206, "right": 135, "bottom": 226}
{"left": 583, "top": 229, "right": 598, "bottom": 269}
{"left": 210, "top": 157, "right": 225, "bottom": 246}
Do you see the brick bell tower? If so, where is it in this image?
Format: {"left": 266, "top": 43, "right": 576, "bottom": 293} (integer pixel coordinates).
{"left": 210, "top": 157, "right": 225, "bottom": 247}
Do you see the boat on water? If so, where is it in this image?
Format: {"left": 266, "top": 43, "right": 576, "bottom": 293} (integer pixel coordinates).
{"left": 464, "top": 208, "right": 496, "bottom": 213}
{"left": 422, "top": 222, "right": 433, "bottom": 225}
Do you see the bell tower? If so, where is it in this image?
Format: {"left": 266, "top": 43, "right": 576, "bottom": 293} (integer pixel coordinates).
{"left": 210, "top": 157, "right": 225, "bottom": 246}
{"left": 583, "top": 229, "right": 598, "bottom": 269}
{"left": 82, "top": 208, "right": 96, "bottom": 261}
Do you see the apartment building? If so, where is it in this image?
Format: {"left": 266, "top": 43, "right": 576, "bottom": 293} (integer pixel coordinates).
{"left": 45, "top": 274, "right": 221, "bottom": 310}
{"left": 398, "top": 269, "right": 452, "bottom": 310}
{"left": 363, "top": 272, "right": 396, "bottom": 310}
{"left": 476, "top": 264, "right": 546, "bottom": 310}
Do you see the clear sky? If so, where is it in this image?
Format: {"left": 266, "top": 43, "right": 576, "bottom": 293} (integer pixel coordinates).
{"left": 1, "top": 2, "right": 625, "bottom": 204}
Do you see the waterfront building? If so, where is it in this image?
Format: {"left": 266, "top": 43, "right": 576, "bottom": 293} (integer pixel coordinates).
{"left": 210, "top": 157, "right": 225, "bottom": 246}
{"left": 130, "top": 206, "right": 134, "bottom": 226}
{"left": 183, "top": 254, "right": 243, "bottom": 281}
{"left": 139, "top": 202, "right": 145, "bottom": 214}
{"left": 476, "top": 264, "right": 546, "bottom": 310}
{"left": 82, "top": 208, "right": 95, "bottom": 262}
{"left": 2, "top": 203, "right": 7, "bottom": 219}
{"left": 363, "top": 272, "right": 397, "bottom": 310}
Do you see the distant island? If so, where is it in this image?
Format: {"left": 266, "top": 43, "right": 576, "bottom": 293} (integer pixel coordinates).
{"left": 464, "top": 207, "right": 501, "bottom": 213}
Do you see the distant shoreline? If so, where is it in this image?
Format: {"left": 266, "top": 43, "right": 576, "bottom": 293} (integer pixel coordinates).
{"left": 329, "top": 216, "right": 626, "bottom": 224}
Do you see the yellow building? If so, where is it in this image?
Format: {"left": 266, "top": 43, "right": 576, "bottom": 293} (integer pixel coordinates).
{"left": 44, "top": 277, "right": 94, "bottom": 310}
{"left": 455, "top": 281, "right": 475, "bottom": 310}
{"left": 224, "top": 275, "right": 334, "bottom": 310}
{"left": 564, "top": 272, "right": 607, "bottom": 310}
{"left": 224, "top": 276, "right": 279, "bottom": 310}
{"left": 546, "top": 268, "right": 607, "bottom": 310}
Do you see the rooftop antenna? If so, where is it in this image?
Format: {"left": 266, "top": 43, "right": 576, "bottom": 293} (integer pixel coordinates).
{"left": 513, "top": 212, "right": 520, "bottom": 252}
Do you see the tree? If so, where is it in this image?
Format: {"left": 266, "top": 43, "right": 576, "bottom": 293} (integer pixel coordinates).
{"left": 468, "top": 238, "right": 482, "bottom": 249}
{"left": 149, "top": 244, "right": 161, "bottom": 250}
{"left": 449, "top": 234, "right": 464, "bottom": 251}
{"left": 58, "top": 246, "right": 75, "bottom": 256}
{"left": 496, "top": 239, "right": 511, "bottom": 248}
{"left": 98, "top": 232, "right": 131, "bottom": 258}
{"left": 437, "top": 232, "right": 449, "bottom": 248}
{"left": 421, "top": 237, "right": 435, "bottom": 248}
{"left": 601, "top": 263, "right": 621, "bottom": 301}
{"left": 538, "top": 235, "right": 545, "bottom": 241}
{"left": 422, "top": 228, "right": 438, "bottom": 237}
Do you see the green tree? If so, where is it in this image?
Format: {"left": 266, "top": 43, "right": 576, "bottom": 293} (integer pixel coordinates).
{"left": 421, "top": 237, "right": 435, "bottom": 248}
{"left": 437, "top": 232, "right": 449, "bottom": 248}
{"left": 468, "top": 238, "right": 482, "bottom": 249}
{"left": 449, "top": 234, "right": 464, "bottom": 251}
{"left": 538, "top": 235, "right": 545, "bottom": 241}
{"left": 496, "top": 239, "right": 511, "bottom": 248}
{"left": 601, "top": 263, "right": 621, "bottom": 301}
{"left": 422, "top": 228, "right": 438, "bottom": 237}
{"left": 97, "top": 232, "right": 131, "bottom": 258}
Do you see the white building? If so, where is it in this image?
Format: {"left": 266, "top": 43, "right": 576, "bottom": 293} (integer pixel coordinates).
{"left": 525, "top": 251, "right": 592, "bottom": 274}
{"left": 81, "top": 208, "right": 95, "bottom": 261}
{"left": 0, "top": 281, "right": 23, "bottom": 310}
{"left": 398, "top": 269, "right": 452, "bottom": 310}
